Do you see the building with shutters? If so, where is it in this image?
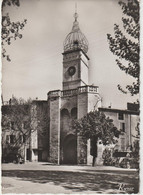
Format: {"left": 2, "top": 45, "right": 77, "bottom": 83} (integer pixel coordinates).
{"left": 99, "top": 103, "right": 139, "bottom": 153}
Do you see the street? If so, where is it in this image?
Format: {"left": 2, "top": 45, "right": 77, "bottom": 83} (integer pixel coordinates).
{"left": 2, "top": 162, "right": 139, "bottom": 194}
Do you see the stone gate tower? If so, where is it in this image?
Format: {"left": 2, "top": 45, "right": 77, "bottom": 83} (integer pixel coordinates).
{"left": 48, "top": 11, "right": 101, "bottom": 165}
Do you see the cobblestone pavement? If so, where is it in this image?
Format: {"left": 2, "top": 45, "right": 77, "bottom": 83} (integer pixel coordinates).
{"left": 2, "top": 162, "right": 139, "bottom": 194}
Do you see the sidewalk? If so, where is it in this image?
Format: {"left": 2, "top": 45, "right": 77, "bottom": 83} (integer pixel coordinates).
{"left": 2, "top": 161, "right": 137, "bottom": 171}
{"left": 2, "top": 176, "right": 76, "bottom": 194}
{"left": 2, "top": 163, "right": 139, "bottom": 194}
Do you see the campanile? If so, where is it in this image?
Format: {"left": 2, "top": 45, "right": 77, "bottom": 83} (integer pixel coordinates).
{"left": 48, "top": 11, "right": 101, "bottom": 165}
{"left": 62, "top": 12, "right": 89, "bottom": 90}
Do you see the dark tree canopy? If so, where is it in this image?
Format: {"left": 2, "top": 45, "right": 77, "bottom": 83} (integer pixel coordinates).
{"left": 2, "top": 0, "right": 20, "bottom": 7}
{"left": 2, "top": 0, "right": 27, "bottom": 61}
{"left": 73, "top": 111, "right": 120, "bottom": 145}
{"left": 107, "top": 0, "right": 139, "bottom": 96}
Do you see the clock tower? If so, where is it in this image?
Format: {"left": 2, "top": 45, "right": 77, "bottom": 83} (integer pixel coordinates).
{"left": 48, "top": 10, "right": 101, "bottom": 165}
{"left": 62, "top": 12, "right": 89, "bottom": 90}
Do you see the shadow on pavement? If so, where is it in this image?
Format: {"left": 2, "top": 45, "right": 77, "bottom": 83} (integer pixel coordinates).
{"left": 2, "top": 169, "right": 139, "bottom": 194}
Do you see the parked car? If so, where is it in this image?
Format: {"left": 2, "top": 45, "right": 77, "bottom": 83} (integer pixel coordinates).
{"left": 3, "top": 153, "right": 24, "bottom": 164}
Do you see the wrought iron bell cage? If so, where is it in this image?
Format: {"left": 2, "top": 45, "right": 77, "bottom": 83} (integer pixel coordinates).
{"left": 63, "top": 13, "right": 88, "bottom": 53}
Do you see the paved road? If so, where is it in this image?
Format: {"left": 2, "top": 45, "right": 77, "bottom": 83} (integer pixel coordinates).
{"left": 2, "top": 162, "right": 139, "bottom": 194}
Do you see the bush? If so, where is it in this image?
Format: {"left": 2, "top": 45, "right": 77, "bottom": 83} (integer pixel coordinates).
{"left": 114, "top": 157, "right": 120, "bottom": 167}
{"left": 102, "top": 148, "right": 113, "bottom": 166}
{"left": 118, "top": 157, "right": 139, "bottom": 169}
{"left": 129, "top": 158, "right": 139, "bottom": 169}
{"left": 119, "top": 157, "right": 129, "bottom": 168}
{"left": 102, "top": 147, "right": 139, "bottom": 169}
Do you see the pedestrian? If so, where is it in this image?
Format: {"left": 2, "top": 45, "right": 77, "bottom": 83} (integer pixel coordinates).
{"left": 90, "top": 136, "right": 97, "bottom": 167}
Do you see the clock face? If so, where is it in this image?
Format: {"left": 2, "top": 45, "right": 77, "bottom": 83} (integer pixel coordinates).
{"left": 68, "top": 66, "right": 76, "bottom": 76}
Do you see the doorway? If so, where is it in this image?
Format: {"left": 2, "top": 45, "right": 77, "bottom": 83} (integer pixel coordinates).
{"left": 63, "top": 134, "right": 77, "bottom": 165}
{"left": 26, "top": 148, "right": 31, "bottom": 161}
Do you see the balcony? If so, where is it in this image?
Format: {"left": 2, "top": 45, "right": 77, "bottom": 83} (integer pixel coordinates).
{"left": 48, "top": 90, "right": 61, "bottom": 98}
{"left": 48, "top": 86, "right": 99, "bottom": 98}
{"left": 78, "top": 85, "right": 98, "bottom": 94}
{"left": 61, "top": 89, "right": 77, "bottom": 97}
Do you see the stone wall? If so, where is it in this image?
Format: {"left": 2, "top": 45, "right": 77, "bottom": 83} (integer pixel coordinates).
{"left": 62, "top": 50, "right": 89, "bottom": 90}
{"left": 77, "top": 92, "right": 88, "bottom": 164}
{"left": 32, "top": 101, "right": 49, "bottom": 162}
{"left": 88, "top": 93, "right": 101, "bottom": 112}
{"left": 49, "top": 97, "right": 61, "bottom": 164}
{"left": 60, "top": 95, "right": 77, "bottom": 163}
{"left": 77, "top": 90, "right": 101, "bottom": 165}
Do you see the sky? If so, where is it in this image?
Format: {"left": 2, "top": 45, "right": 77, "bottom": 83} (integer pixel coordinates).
{"left": 2, "top": 0, "right": 139, "bottom": 109}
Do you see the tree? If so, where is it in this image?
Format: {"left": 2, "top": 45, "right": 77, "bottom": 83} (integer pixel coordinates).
{"left": 2, "top": 97, "right": 32, "bottom": 161}
{"left": 2, "top": 96, "right": 49, "bottom": 162}
{"left": 73, "top": 111, "right": 120, "bottom": 166}
{"left": 132, "top": 122, "right": 139, "bottom": 159}
{"left": 2, "top": 0, "right": 27, "bottom": 61}
{"left": 107, "top": 0, "right": 139, "bottom": 96}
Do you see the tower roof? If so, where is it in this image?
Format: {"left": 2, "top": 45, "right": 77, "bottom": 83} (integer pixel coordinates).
{"left": 63, "top": 12, "right": 88, "bottom": 53}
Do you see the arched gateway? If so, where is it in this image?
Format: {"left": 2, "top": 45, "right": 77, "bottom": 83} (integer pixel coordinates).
{"left": 63, "top": 134, "right": 77, "bottom": 165}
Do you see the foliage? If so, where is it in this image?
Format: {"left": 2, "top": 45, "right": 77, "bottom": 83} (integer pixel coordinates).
{"left": 131, "top": 122, "right": 139, "bottom": 160}
{"left": 102, "top": 148, "right": 139, "bottom": 168}
{"left": 2, "top": 97, "right": 32, "bottom": 151}
{"left": 73, "top": 110, "right": 120, "bottom": 145}
{"left": 2, "top": 96, "right": 49, "bottom": 159}
{"left": 107, "top": 0, "right": 139, "bottom": 95}
{"left": 2, "top": 0, "right": 20, "bottom": 7}
{"left": 131, "top": 140, "right": 139, "bottom": 162}
{"left": 2, "top": 0, "right": 27, "bottom": 61}
{"left": 117, "top": 156, "right": 139, "bottom": 169}
{"left": 134, "top": 121, "right": 140, "bottom": 139}
{"left": 102, "top": 148, "right": 113, "bottom": 166}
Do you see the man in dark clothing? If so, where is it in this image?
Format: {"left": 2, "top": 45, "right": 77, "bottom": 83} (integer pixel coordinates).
{"left": 90, "top": 136, "right": 97, "bottom": 166}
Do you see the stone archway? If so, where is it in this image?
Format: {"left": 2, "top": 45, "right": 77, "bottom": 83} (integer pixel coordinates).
{"left": 63, "top": 134, "right": 77, "bottom": 165}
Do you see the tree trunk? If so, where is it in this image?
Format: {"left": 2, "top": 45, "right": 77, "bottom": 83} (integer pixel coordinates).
{"left": 29, "top": 130, "right": 32, "bottom": 161}
{"left": 92, "top": 156, "right": 96, "bottom": 167}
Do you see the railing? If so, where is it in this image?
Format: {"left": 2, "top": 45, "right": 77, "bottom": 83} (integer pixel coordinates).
{"left": 78, "top": 86, "right": 88, "bottom": 93}
{"left": 78, "top": 85, "right": 98, "bottom": 93}
{"left": 88, "top": 86, "right": 98, "bottom": 93}
{"left": 48, "top": 86, "right": 99, "bottom": 98}
{"left": 48, "top": 90, "right": 61, "bottom": 98}
{"left": 61, "top": 89, "right": 77, "bottom": 97}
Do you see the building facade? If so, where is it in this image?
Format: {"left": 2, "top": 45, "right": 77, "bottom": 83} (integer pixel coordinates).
{"left": 2, "top": 100, "right": 49, "bottom": 162}
{"left": 47, "top": 12, "right": 101, "bottom": 164}
{"left": 2, "top": 12, "right": 139, "bottom": 165}
{"left": 99, "top": 103, "right": 139, "bottom": 153}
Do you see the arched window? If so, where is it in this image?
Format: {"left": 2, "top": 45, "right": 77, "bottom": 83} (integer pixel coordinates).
{"left": 61, "top": 108, "right": 69, "bottom": 117}
{"left": 60, "top": 109, "right": 70, "bottom": 134}
{"left": 71, "top": 107, "right": 77, "bottom": 119}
